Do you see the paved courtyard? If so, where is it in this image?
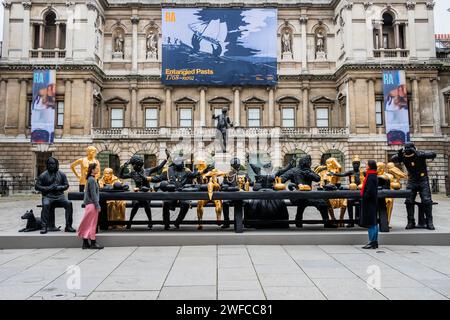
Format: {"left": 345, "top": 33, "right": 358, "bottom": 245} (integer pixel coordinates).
{"left": 1, "top": 245, "right": 450, "bottom": 300}
{"left": 0, "top": 194, "right": 449, "bottom": 300}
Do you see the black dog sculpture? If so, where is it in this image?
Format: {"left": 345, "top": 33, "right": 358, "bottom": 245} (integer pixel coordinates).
{"left": 19, "top": 210, "right": 43, "bottom": 232}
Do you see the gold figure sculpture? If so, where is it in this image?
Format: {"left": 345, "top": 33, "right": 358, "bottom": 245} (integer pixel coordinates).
{"left": 98, "top": 168, "right": 126, "bottom": 229}
{"left": 349, "top": 155, "right": 365, "bottom": 190}
{"left": 385, "top": 162, "right": 407, "bottom": 225}
{"left": 376, "top": 162, "right": 395, "bottom": 226}
{"left": 70, "top": 146, "right": 101, "bottom": 191}
{"left": 316, "top": 157, "right": 347, "bottom": 226}
{"left": 195, "top": 160, "right": 226, "bottom": 230}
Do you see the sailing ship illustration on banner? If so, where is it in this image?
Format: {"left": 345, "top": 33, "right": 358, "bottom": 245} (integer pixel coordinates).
{"left": 162, "top": 8, "right": 277, "bottom": 86}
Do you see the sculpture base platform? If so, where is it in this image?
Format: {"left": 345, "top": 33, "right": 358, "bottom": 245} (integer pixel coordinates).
{"left": 1, "top": 228, "right": 449, "bottom": 249}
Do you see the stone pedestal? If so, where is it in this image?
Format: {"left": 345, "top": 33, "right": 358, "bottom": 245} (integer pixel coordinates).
{"left": 113, "top": 52, "right": 124, "bottom": 59}
{"left": 282, "top": 52, "right": 293, "bottom": 60}
{"left": 316, "top": 51, "right": 326, "bottom": 60}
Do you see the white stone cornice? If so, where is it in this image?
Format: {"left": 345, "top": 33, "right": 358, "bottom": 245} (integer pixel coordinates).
{"left": 363, "top": 2, "right": 373, "bottom": 10}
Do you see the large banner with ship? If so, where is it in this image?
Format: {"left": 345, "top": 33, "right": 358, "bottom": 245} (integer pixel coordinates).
{"left": 162, "top": 8, "right": 277, "bottom": 86}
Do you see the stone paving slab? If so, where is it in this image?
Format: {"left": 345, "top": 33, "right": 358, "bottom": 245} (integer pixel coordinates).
{"left": 0, "top": 245, "right": 449, "bottom": 300}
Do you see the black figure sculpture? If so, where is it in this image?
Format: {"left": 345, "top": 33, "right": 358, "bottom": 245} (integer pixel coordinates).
{"left": 150, "top": 156, "right": 212, "bottom": 230}
{"left": 119, "top": 152, "right": 168, "bottom": 229}
{"left": 391, "top": 142, "right": 437, "bottom": 230}
{"left": 212, "top": 107, "right": 233, "bottom": 153}
{"left": 18, "top": 210, "right": 42, "bottom": 232}
{"left": 244, "top": 159, "right": 294, "bottom": 228}
{"left": 328, "top": 155, "right": 364, "bottom": 227}
{"left": 221, "top": 157, "right": 249, "bottom": 229}
{"left": 280, "top": 155, "right": 336, "bottom": 228}
{"left": 35, "top": 157, "right": 75, "bottom": 234}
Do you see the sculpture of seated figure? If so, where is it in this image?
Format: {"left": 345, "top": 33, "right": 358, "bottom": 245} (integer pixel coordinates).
{"left": 221, "top": 157, "right": 250, "bottom": 229}
{"left": 315, "top": 157, "right": 347, "bottom": 226}
{"left": 194, "top": 160, "right": 226, "bottom": 230}
{"left": 244, "top": 159, "right": 294, "bottom": 229}
{"left": 280, "top": 155, "right": 336, "bottom": 228}
{"left": 119, "top": 153, "right": 168, "bottom": 229}
{"left": 98, "top": 168, "right": 127, "bottom": 229}
{"left": 149, "top": 156, "right": 212, "bottom": 230}
{"left": 328, "top": 155, "right": 364, "bottom": 227}
{"left": 35, "top": 157, "right": 75, "bottom": 234}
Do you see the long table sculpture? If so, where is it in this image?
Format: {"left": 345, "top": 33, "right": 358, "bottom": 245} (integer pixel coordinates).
{"left": 68, "top": 190, "right": 411, "bottom": 233}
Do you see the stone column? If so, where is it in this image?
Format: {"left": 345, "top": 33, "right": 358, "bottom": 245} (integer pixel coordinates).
{"left": 86, "top": 2, "right": 97, "bottom": 61}
{"left": 299, "top": 16, "right": 308, "bottom": 72}
{"left": 367, "top": 78, "right": 376, "bottom": 134}
{"left": 199, "top": 87, "right": 207, "bottom": 127}
{"left": 344, "top": 2, "right": 353, "bottom": 59}
{"left": 411, "top": 77, "right": 421, "bottom": 134}
{"left": 83, "top": 79, "right": 93, "bottom": 135}
{"left": 232, "top": 87, "right": 241, "bottom": 126}
{"left": 0, "top": 79, "right": 7, "bottom": 133}
{"left": 364, "top": 2, "right": 374, "bottom": 58}
{"left": 165, "top": 87, "right": 172, "bottom": 127}
{"left": 131, "top": 15, "right": 139, "bottom": 73}
{"left": 65, "top": 1, "right": 75, "bottom": 61}
{"left": 426, "top": 1, "right": 436, "bottom": 57}
{"left": 21, "top": 2, "right": 31, "bottom": 60}
{"left": 302, "top": 85, "right": 310, "bottom": 127}
{"left": 268, "top": 87, "right": 275, "bottom": 127}
{"left": 378, "top": 23, "right": 383, "bottom": 49}
{"left": 394, "top": 22, "right": 400, "bottom": 49}
{"left": 347, "top": 78, "right": 356, "bottom": 134}
{"left": 18, "top": 79, "right": 28, "bottom": 135}
{"left": 406, "top": 2, "right": 416, "bottom": 59}
{"left": 63, "top": 79, "right": 72, "bottom": 135}
{"left": 39, "top": 22, "right": 44, "bottom": 50}
{"left": 55, "top": 22, "right": 61, "bottom": 50}
{"left": 430, "top": 78, "right": 442, "bottom": 135}
{"left": 1, "top": 2, "right": 11, "bottom": 59}
{"left": 129, "top": 85, "right": 138, "bottom": 127}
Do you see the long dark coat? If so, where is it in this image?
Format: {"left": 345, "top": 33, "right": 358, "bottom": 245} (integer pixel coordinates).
{"left": 359, "top": 173, "right": 378, "bottom": 228}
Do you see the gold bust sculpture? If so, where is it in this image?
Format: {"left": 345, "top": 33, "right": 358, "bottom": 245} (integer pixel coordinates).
{"left": 70, "top": 146, "right": 101, "bottom": 191}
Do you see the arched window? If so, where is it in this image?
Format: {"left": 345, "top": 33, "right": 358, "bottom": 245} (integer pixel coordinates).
{"left": 283, "top": 149, "right": 306, "bottom": 166}
{"left": 32, "top": 11, "right": 66, "bottom": 58}
{"left": 98, "top": 151, "right": 121, "bottom": 176}
{"left": 321, "top": 149, "right": 345, "bottom": 168}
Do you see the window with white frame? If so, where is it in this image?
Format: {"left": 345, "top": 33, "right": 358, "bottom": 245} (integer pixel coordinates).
{"left": 375, "top": 100, "right": 383, "bottom": 126}
{"left": 111, "top": 108, "right": 124, "bottom": 128}
{"left": 248, "top": 107, "right": 261, "bottom": 127}
{"left": 315, "top": 107, "right": 329, "bottom": 127}
{"left": 56, "top": 101, "right": 64, "bottom": 127}
{"left": 179, "top": 108, "right": 192, "bottom": 127}
{"left": 145, "top": 108, "right": 158, "bottom": 128}
{"left": 282, "top": 107, "right": 295, "bottom": 127}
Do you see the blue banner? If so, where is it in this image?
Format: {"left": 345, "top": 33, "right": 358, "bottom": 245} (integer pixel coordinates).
{"left": 383, "top": 70, "right": 410, "bottom": 145}
{"left": 162, "top": 8, "right": 277, "bottom": 86}
{"left": 31, "top": 70, "right": 56, "bottom": 144}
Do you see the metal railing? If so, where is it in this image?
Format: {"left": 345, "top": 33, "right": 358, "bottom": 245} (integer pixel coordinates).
{"left": 30, "top": 49, "right": 66, "bottom": 59}
{"left": 373, "top": 49, "right": 409, "bottom": 58}
{"left": 92, "top": 126, "right": 350, "bottom": 139}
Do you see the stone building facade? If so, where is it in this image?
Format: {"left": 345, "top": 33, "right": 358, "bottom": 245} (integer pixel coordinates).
{"left": 0, "top": 0, "right": 449, "bottom": 192}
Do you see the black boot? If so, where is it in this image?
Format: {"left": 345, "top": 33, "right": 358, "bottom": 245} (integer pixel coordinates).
{"left": 82, "top": 239, "right": 90, "bottom": 249}
{"left": 405, "top": 203, "right": 416, "bottom": 230}
{"left": 424, "top": 203, "right": 435, "bottom": 230}
{"left": 417, "top": 204, "right": 427, "bottom": 228}
{"left": 90, "top": 240, "right": 104, "bottom": 250}
{"left": 65, "top": 226, "right": 76, "bottom": 232}
{"left": 40, "top": 227, "right": 48, "bottom": 234}
{"left": 362, "top": 241, "right": 378, "bottom": 249}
